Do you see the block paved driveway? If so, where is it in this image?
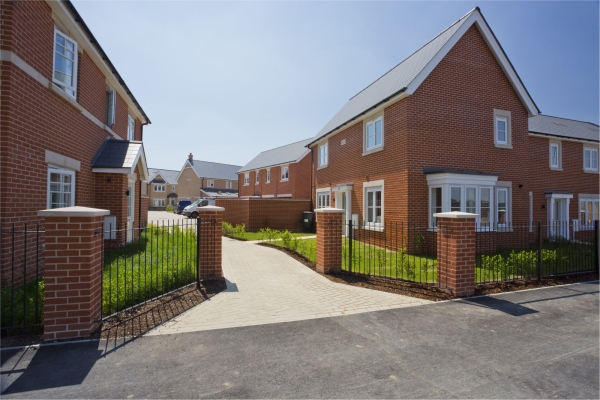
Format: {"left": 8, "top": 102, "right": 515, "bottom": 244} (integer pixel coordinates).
{"left": 147, "top": 237, "right": 431, "bottom": 336}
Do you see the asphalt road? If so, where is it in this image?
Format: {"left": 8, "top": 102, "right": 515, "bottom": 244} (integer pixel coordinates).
{"left": 2, "top": 282, "right": 598, "bottom": 399}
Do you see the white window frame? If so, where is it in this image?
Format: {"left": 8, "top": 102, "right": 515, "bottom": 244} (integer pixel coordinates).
{"left": 127, "top": 115, "right": 135, "bottom": 141}
{"left": 318, "top": 142, "right": 328, "bottom": 168}
{"left": 106, "top": 88, "right": 116, "bottom": 126}
{"left": 281, "top": 165, "right": 289, "bottom": 181}
{"left": 172, "top": 185, "right": 176, "bottom": 192}
{"left": 154, "top": 184, "right": 165, "bottom": 192}
{"left": 493, "top": 109, "right": 512, "bottom": 149}
{"left": 584, "top": 147, "right": 599, "bottom": 172}
{"left": 316, "top": 188, "right": 331, "bottom": 209}
{"left": 579, "top": 196, "right": 600, "bottom": 229}
{"left": 426, "top": 174, "right": 511, "bottom": 230}
{"left": 154, "top": 199, "right": 165, "bottom": 207}
{"left": 226, "top": 181, "right": 232, "bottom": 189}
{"left": 244, "top": 173, "right": 249, "bottom": 185}
{"left": 266, "top": 169, "right": 270, "bottom": 183}
{"left": 47, "top": 166, "right": 76, "bottom": 209}
{"left": 363, "top": 180, "right": 384, "bottom": 230}
{"left": 496, "top": 188, "right": 508, "bottom": 227}
{"left": 207, "top": 180, "right": 214, "bottom": 188}
{"left": 53, "top": 28, "right": 78, "bottom": 99}
{"left": 255, "top": 171, "right": 260, "bottom": 184}
{"left": 364, "top": 115, "right": 383, "bottom": 153}
{"left": 549, "top": 141, "right": 561, "bottom": 170}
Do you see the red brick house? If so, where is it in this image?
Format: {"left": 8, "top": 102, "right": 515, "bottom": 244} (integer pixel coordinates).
{"left": 308, "top": 7, "right": 599, "bottom": 236}
{"left": 1, "top": 0, "right": 151, "bottom": 256}
{"left": 238, "top": 138, "right": 312, "bottom": 199}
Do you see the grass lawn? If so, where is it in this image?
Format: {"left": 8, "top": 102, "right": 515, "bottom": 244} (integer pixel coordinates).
{"left": 102, "top": 225, "right": 197, "bottom": 316}
{"left": 0, "top": 278, "right": 44, "bottom": 332}
{"left": 245, "top": 231, "right": 315, "bottom": 241}
{"left": 269, "top": 237, "right": 438, "bottom": 284}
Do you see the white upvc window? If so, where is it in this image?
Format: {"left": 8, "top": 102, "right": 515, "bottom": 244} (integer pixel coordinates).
{"left": 207, "top": 180, "right": 214, "bottom": 187}
{"left": 106, "top": 88, "right": 116, "bottom": 126}
{"left": 363, "top": 180, "right": 384, "bottom": 228}
{"left": 53, "top": 28, "right": 78, "bottom": 98}
{"left": 47, "top": 166, "right": 76, "bottom": 209}
{"left": 255, "top": 171, "right": 260, "bottom": 184}
{"left": 172, "top": 185, "right": 176, "bottom": 192}
{"left": 584, "top": 147, "right": 599, "bottom": 172}
{"left": 266, "top": 169, "right": 271, "bottom": 183}
{"left": 154, "top": 199, "right": 165, "bottom": 207}
{"left": 244, "top": 173, "right": 249, "bottom": 185}
{"left": 127, "top": 115, "right": 135, "bottom": 141}
{"left": 365, "top": 115, "right": 383, "bottom": 152}
{"left": 281, "top": 166, "right": 289, "bottom": 181}
{"left": 226, "top": 181, "right": 232, "bottom": 189}
{"left": 426, "top": 173, "right": 509, "bottom": 229}
{"left": 493, "top": 109, "right": 512, "bottom": 148}
{"left": 319, "top": 142, "right": 328, "bottom": 168}
{"left": 496, "top": 188, "right": 508, "bottom": 227}
{"left": 316, "top": 188, "right": 331, "bottom": 209}
{"left": 580, "top": 198, "right": 600, "bottom": 228}
{"left": 154, "top": 184, "right": 165, "bottom": 192}
{"left": 550, "top": 142, "right": 561, "bottom": 170}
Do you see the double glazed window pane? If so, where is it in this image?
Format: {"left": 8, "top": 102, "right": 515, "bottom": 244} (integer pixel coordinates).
{"left": 366, "top": 119, "right": 382, "bottom": 150}
{"left": 480, "top": 188, "right": 490, "bottom": 225}
{"left": 585, "top": 149, "right": 598, "bottom": 170}
{"left": 496, "top": 118, "right": 507, "bottom": 143}
{"left": 319, "top": 144, "right": 328, "bottom": 166}
{"left": 54, "top": 33, "right": 75, "bottom": 96}
{"left": 466, "top": 188, "right": 476, "bottom": 213}
{"left": 551, "top": 145, "right": 558, "bottom": 167}
{"left": 450, "top": 187, "right": 461, "bottom": 211}
{"left": 497, "top": 189, "right": 507, "bottom": 225}
{"left": 366, "top": 189, "right": 382, "bottom": 224}
{"left": 49, "top": 171, "right": 73, "bottom": 209}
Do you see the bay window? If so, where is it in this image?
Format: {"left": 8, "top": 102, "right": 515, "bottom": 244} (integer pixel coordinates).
{"left": 426, "top": 172, "right": 510, "bottom": 229}
{"left": 580, "top": 198, "right": 600, "bottom": 228}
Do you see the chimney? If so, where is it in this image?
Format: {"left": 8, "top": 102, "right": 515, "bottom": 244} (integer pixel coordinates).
{"left": 188, "top": 153, "right": 193, "bottom": 161}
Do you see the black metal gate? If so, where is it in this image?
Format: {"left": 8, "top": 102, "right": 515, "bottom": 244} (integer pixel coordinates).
{"left": 0, "top": 223, "right": 44, "bottom": 334}
{"left": 101, "top": 218, "right": 203, "bottom": 319}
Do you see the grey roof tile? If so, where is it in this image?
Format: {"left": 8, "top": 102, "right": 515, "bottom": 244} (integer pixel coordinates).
{"left": 148, "top": 168, "right": 180, "bottom": 184}
{"left": 529, "top": 115, "right": 599, "bottom": 142}
{"left": 92, "top": 140, "right": 143, "bottom": 169}
{"left": 238, "top": 138, "right": 313, "bottom": 173}
{"left": 189, "top": 160, "right": 242, "bottom": 180}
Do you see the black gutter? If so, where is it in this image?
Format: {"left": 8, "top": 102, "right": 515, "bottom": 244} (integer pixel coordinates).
{"left": 529, "top": 131, "right": 599, "bottom": 143}
{"left": 64, "top": 0, "right": 151, "bottom": 124}
{"left": 306, "top": 86, "right": 407, "bottom": 148}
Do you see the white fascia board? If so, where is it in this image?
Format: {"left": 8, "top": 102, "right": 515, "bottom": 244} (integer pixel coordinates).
{"left": 174, "top": 160, "right": 198, "bottom": 182}
{"left": 136, "top": 143, "right": 149, "bottom": 180}
{"left": 426, "top": 172, "right": 499, "bottom": 187}
{"left": 47, "top": 1, "right": 147, "bottom": 124}
{"left": 92, "top": 167, "right": 132, "bottom": 174}
{"left": 406, "top": 10, "right": 539, "bottom": 117}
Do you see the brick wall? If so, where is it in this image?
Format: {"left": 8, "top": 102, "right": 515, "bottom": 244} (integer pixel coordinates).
{"left": 238, "top": 154, "right": 312, "bottom": 200}
{"left": 216, "top": 198, "right": 312, "bottom": 232}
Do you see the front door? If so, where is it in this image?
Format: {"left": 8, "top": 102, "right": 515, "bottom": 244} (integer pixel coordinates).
{"left": 127, "top": 182, "right": 135, "bottom": 242}
{"left": 548, "top": 197, "right": 569, "bottom": 238}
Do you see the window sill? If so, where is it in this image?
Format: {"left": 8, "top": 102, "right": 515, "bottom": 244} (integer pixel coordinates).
{"left": 280, "top": 179, "right": 289, "bottom": 182}
{"left": 362, "top": 147, "right": 384, "bottom": 157}
{"left": 317, "top": 164, "right": 328, "bottom": 170}
{"left": 550, "top": 167, "right": 563, "bottom": 171}
{"left": 49, "top": 83, "right": 83, "bottom": 113}
{"left": 494, "top": 143, "right": 513, "bottom": 149}
{"left": 584, "top": 169, "right": 599, "bottom": 174}
{"left": 266, "top": 182, "right": 270, "bottom": 184}
{"left": 243, "top": 184, "right": 249, "bottom": 186}
{"left": 362, "top": 225, "right": 384, "bottom": 232}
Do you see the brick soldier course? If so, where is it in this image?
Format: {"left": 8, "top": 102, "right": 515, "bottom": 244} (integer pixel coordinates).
{"left": 39, "top": 207, "right": 109, "bottom": 340}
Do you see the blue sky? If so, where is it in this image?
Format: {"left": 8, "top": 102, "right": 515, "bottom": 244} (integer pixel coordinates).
{"left": 72, "top": 1, "right": 599, "bottom": 171}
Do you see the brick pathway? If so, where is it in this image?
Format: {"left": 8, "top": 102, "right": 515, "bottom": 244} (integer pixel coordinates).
{"left": 146, "top": 238, "right": 432, "bottom": 336}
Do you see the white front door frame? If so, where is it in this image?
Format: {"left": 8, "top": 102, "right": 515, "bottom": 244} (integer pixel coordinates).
{"left": 546, "top": 193, "right": 572, "bottom": 238}
{"left": 127, "top": 175, "right": 136, "bottom": 242}
{"left": 333, "top": 185, "right": 352, "bottom": 236}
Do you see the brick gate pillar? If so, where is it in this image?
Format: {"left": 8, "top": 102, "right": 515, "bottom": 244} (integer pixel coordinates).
{"left": 435, "top": 212, "right": 478, "bottom": 297}
{"left": 38, "top": 206, "right": 109, "bottom": 340}
{"left": 197, "top": 206, "right": 224, "bottom": 281}
{"left": 315, "top": 208, "right": 344, "bottom": 274}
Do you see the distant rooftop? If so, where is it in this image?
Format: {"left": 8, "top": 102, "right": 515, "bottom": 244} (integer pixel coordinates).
{"left": 238, "top": 138, "right": 313, "bottom": 173}
{"left": 148, "top": 168, "right": 179, "bottom": 184}
{"left": 188, "top": 160, "right": 242, "bottom": 181}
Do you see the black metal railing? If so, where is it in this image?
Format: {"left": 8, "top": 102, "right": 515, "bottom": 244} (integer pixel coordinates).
{"left": 102, "top": 218, "right": 207, "bottom": 319}
{"left": 0, "top": 223, "right": 44, "bottom": 334}
{"left": 475, "top": 220, "right": 598, "bottom": 284}
{"left": 338, "top": 220, "right": 440, "bottom": 285}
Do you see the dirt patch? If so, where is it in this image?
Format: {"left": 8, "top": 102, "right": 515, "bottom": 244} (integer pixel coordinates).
{"left": 259, "top": 243, "right": 599, "bottom": 302}
{"left": 1, "top": 280, "right": 226, "bottom": 348}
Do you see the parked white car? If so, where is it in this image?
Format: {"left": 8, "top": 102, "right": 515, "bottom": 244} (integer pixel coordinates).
{"left": 183, "top": 199, "right": 209, "bottom": 218}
